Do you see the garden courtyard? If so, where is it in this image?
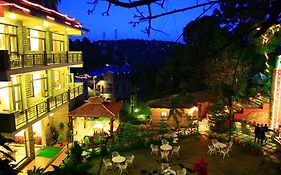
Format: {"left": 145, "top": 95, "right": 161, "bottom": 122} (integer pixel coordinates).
{"left": 87, "top": 135, "right": 281, "bottom": 175}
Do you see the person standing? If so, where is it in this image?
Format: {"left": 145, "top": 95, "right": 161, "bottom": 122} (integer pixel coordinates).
{"left": 262, "top": 124, "right": 269, "bottom": 145}
{"left": 254, "top": 123, "right": 261, "bottom": 142}
{"left": 260, "top": 124, "right": 266, "bottom": 145}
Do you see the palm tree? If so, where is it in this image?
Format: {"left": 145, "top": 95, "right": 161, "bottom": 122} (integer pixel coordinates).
{"left": 167, "top": 99, "right": 184, "bottom": 131}
{"left": 0, "top": 133, "right": 18, "bottom": 175}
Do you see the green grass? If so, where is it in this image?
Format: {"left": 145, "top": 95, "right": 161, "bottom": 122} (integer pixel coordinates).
{"left": 36, "top": 146, "right": 62, "bottom": 158}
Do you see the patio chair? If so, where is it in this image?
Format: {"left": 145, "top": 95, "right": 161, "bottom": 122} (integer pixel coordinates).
{"left": 103, "top": 158, "right": 113, "bottom": 171}
{"left": 171, "top": 145, "right": 180, "bottom": 157}
{"left": 227, "top": 141, "right": 233, "bottom": 151}
{"left": 220, "top": 147, "right": 230, "bottom": 159}
{"left": 118, "top": 163, "right": 128, "bottom": 175}
{"left": 176, "top": 168, "right": 187, "bottom": 175}
{"left": 161, "top": 139, "right": 169, "bottom": 145}
{"left": 112, "top": 151, "right": 120, "bottom": 157}
{"left": 207, "top": 145, "right": 216, "bottom": 156}
{"left": 161, "top": 163, "right": 170, "bottom": 171}
{"left": 150, "top": 144, "right": 159, "bottom": 156}
{"left": 161, "top": 151, "right": 169, "bottom": 161}
{"left": 125, "top": 155, "right": 135, "bottom": 167}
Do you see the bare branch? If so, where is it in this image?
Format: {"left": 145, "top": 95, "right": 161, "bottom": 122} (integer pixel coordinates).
{"left": 106, "top": 0, "right": 160, "bottom": 8}
{"left": 176, "top": 3, "right": 216, "bottom": 42}
{"left": 147, "top": 4, "right": 152, "bottom": 36}
{"left": 102, "top": 2, "right": 112, "bottom": 16}
{"left": 140, "top": 1, "right": 220, "bottom": 21}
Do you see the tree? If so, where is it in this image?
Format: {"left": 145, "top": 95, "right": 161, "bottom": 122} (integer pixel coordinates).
{"left": 29, "top": 0, "right": 61, "bottom": 10}
{"left": 0, "top": 134, "right": 18, "bottom": 175}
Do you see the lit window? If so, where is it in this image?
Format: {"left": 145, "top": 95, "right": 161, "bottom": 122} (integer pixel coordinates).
{"left": 52, "top": 33, "right": 64, "bottom": 52}
{"left": 28, "top": 29, "right": 45, "bottom": 51}
{"left": 161, "top": 112, "right": 167, "bottom": 117}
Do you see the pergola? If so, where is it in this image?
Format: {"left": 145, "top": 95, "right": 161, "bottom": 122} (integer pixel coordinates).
{"left": 68, "top": 97, "right": 122, "bottom": 140}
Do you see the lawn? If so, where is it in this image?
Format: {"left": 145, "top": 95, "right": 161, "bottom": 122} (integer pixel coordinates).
{"left": 36, "top": 146, "right": 63, "bottom": 158}
{"left": 87, "top": 135, "right": 280, "bottom": 175}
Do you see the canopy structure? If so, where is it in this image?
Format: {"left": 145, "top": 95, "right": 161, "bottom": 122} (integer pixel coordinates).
{"left": 249, "top": 72, "right": 268, "bottom": 85}
{"left": 68, "top": 97, "right": 122, "bottom": 137}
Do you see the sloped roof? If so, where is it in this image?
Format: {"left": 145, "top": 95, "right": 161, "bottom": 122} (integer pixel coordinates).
{"left": 148, "top": 90, "right": 216, "bottom": 108}
{"left": 69, "top": 97, "right": 123, "bottom": 118}
{"left": 0, "top": 0, "right": 83, "bottom": 30}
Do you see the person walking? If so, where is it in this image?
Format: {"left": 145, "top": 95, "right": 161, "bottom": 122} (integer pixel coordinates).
{"left": 254, "top": 123, "right": 261, "bottom": 142}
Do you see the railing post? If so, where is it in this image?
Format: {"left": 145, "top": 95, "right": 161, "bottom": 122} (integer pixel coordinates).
{"left": 55, "top": 96, "right": 58, "bottom": 108}
{"left": 43, "top": 51, "right": 47, "bottom": 65}
{"left": 46, "top": 98, "right": 50, "bottom": 112}
{"left": 66, "top": 51, "right": 69, "bottom": 63}
{"left": 35, "top": 105, "right": 39, "bottom": 118}
{"left": 68, "top": 89, "right": 71, "bottom": 101}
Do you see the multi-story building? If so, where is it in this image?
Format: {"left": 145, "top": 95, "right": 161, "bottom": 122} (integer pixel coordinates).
{"left": 0, "top": 0, "right": 85, "bottom": 168}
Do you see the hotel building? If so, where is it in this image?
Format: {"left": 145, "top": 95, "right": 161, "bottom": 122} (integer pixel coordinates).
{"left": 0, "top": 0, "right": 85, "bottom": 169}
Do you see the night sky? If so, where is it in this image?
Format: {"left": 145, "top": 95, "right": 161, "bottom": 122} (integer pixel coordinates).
{"left": 58, "top": 0, "right": 213, "bottom": 42}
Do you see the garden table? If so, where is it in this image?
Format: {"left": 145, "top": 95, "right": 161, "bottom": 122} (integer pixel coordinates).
{"left": 160, "top": 144, "right": 172, "bottom": 151}
{"left": 163, "top": 168, "right": 176, "bottom": 175}
{"left": 112, "top": 155, "right": 126, "bottom": 164}
{"left": 214, "top": 142, "right": 227, "bottom": 149}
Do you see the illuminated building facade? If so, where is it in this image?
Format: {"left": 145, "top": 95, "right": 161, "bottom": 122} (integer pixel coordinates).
{"left": 271, "top": 55, "right": 281, "bottom": 129}
{"left": 0, "top": 0, "right": 85, "bottom": 169}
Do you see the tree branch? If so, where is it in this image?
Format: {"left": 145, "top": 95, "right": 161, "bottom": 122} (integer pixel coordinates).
{"left": 139, "top": 0, "right": 220, "bottom": 20}
{"left": 106, "top": 0, "right": 159, "bottom": 8}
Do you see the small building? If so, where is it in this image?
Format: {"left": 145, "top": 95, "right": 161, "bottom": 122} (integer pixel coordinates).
{"left": 68, "top": 97, "right": 123, "bottom": 142}
{"left": 88, "top": 62, "right": 134, "bottom": 101}
{"left": 148, "top": 90, "right": 214, "bottom": 128}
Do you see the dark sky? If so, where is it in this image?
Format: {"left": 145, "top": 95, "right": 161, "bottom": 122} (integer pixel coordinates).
{"left": 58, "top": 0, "right": 213, "bottom": 42}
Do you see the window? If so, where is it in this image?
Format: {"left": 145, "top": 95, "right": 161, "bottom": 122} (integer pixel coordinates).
{"left": 0, "top": 23, "right": 17, "bottom": 52}
{"left": 28, "top": 29, "right": 45, "bottom": 51}
{"left": 161, "top": 112, "right": 167, "bottom": 117}
{"left": 52, "top": 33, "right": 64, "bottom": 52}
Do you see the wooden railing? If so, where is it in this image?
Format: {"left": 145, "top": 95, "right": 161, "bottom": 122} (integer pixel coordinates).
{"left": 14, "top": 83, "right": 84, "bottom": 129}
{"left": 10, "top": 51, "right": 82, "bottom": 69}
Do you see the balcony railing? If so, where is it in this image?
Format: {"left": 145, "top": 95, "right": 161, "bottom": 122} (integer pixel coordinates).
{"left": 14, "top": 83, "right": 84, "bottom": 129}
{"left": 10, "top": 51, "right": 82, "bottom": 69}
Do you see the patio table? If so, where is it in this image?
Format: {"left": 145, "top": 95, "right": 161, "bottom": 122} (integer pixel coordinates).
{"left": 160, "top": 144, "right": 172, "bottom": 151}
{"left": 112, "top": 155, "right": 126, "bottom": 164}
{"left": 163, "top": 168, "right": 176, "bottom": 175}
{"left": 214, "top": 142, "right": 227, "bottom": 149}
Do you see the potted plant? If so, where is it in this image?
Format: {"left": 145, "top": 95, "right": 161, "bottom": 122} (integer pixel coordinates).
{"left": 57, "top": 134, "right": 64, "bottom": 146}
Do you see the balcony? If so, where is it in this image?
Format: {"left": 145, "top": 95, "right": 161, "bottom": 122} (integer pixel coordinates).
{"left": 9, "top": 51, "right": 82, "bottom": 69}
{"left": 0, "top": 83, "right": 84, "bottom": 133}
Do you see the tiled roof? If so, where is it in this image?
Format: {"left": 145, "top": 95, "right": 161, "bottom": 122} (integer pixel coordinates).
{"left": 0, "top": 0, "right": 82, "bottom": 30}
{"left": 68, "top": 100, "right": 123, "bottom": 118}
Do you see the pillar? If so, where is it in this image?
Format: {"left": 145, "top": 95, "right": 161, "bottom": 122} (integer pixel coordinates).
{"left": 25, "top": 126, "right": 35, "bottom": 159}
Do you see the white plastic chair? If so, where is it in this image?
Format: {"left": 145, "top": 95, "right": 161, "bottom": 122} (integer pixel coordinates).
{"left": 161, "top": 151, "right": 169, "bottom": 161}
{"left": 112, "top": 151, "right": 120, "bottom": 157}
{"left": 118, "top": 163, "right": 128, "bottom": 175}
{"left": 207, "top": 145, "right": 216, "bottom": 155}
{"left": 176, "top": 168, "right": 187, "bottom": 175}
{"left": 125, "top": 155, "right": 135, "bottom": 167}
{"left": 161, "top": 163, "right": 170, "bottom": 171}
{"left": 171, "top": 145, "right": 180, "bottom": 157}
{"left": 220, "top": 147, "right": 230, "bottom": 158}
{"left": 103, "top": 158, "right": 113, "bottom": 171}
{"left": 150, "top": 144, "right": 159, "bottom": 156}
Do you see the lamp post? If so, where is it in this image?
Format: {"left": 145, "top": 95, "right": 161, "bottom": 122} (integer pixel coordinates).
{"left": 93, "top": 75, "right": 97, "bottom": 96}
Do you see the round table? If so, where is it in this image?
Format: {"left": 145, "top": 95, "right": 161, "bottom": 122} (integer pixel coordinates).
{"left": 214, "top": 142, "right": 227, "bottom": 149}
{"left": 112, "top": 155, "right": 126, "bottom": 164}
{"left": 163, "top": 168, "right": 176, "bottom": 175}
{"left": 160, "top": 144, "right": 173, "bottom": 151}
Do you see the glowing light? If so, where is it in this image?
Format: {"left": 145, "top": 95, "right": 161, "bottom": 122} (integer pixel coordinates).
{"left": 49, "top": 113, "right": 54, "bottom": 117}
{"left": 134, "top": 108, "right": 139, "bottom": 113}
{"left": 93, "top": 123, "right": 104, "bottom": 129}
{"left": 43, "top": 21, "right": 49, "bottom": 27}
{"left": 8, "top": 13, "right": 16, "bottom": 19}
{"left": 46, "top": 16, "right": 55, "bottom": 21}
